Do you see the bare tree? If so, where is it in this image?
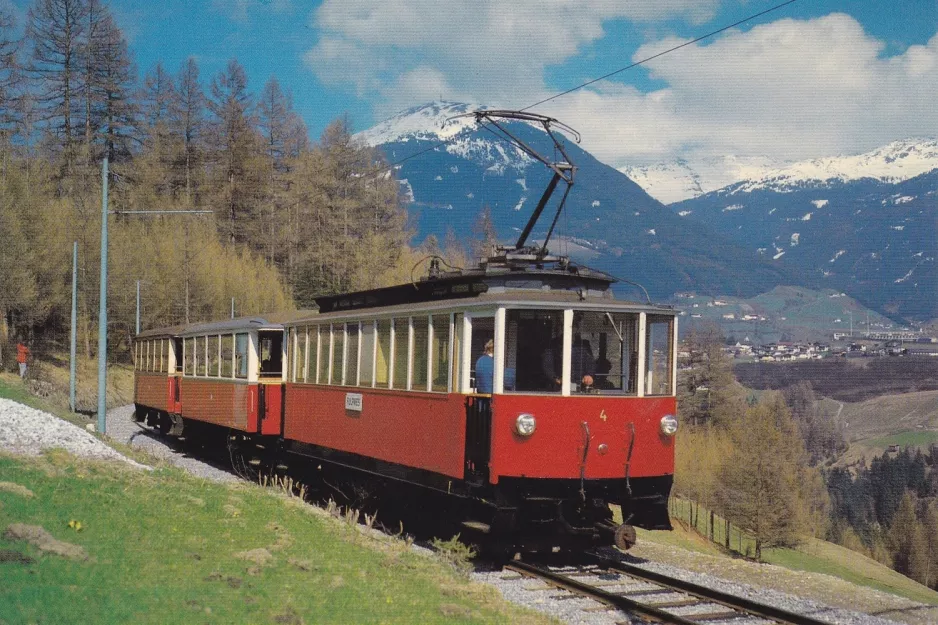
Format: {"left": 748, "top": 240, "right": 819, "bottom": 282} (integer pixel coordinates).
{"left": 28, "top": 0, "right": 88, "bottom": 172}
{"left": 171, "top": 56, "right": 204, "bottom": 204}
{"left": 206, "top": 58, "right": 262, "bottom": 245}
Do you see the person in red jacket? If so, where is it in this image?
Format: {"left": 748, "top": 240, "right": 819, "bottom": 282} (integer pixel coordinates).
{"left": 16, "top": 342, "right": 29, "bottom": 378}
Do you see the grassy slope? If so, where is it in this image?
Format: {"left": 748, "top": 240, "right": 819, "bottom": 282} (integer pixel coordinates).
{"left": 763, "top": 539, "right": 938, "bottom": 606}
{"left": 822, "top": 391, "right": 938, "bottom": 466}
{"left": 636, "top": 509, "right": 938, "bottom": 606}
{"left": 0, "top": 453, "right": 551, "bottom": 625}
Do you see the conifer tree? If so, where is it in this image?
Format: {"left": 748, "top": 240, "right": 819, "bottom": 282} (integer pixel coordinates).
{"left": 28, "top": 0, "right": 88, "bottom": 173}
{"left": 717, "top": 393, "right": 814, "bottom": 559}
{"left": 206, "top": 58, "right": 263, "bottom": 245}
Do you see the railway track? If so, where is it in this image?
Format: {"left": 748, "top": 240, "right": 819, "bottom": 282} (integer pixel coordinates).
{"left": 504, "top": 553, "right": 835, "bottom": 625}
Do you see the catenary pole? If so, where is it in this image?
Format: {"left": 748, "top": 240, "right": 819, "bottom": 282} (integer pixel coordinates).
{"left": 69, "top": 242, "right": 77, "bottom": 413}
{"left": 97, "top": 158, "right": 109, "bottom": 433}
{"left": 231, "top": 297, "right": 235, "bottom": 319}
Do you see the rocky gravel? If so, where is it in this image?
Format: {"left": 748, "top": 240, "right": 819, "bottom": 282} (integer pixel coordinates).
{"left": 0, "top": 398, "right": 146, "bottom": 468}
{"left": 104, "top": 404, "right": 237, "bottom": 483}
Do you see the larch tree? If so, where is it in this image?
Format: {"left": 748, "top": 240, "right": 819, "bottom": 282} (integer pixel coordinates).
{"left": 717, "top": 393, "right": 815, "bottom": 559}
{"left": 171, "top": 56, "right": 204, "bottom": 205}
{"left": 470, "top": 205, "right": 498, "bottom": 261}
{"left": 257, "top": 76, "right": 306, "bottom": 268}
{"left": 206, "top": 58, "right": 264, "bottom": 246}
{"left": 87, "top": 12, "right": 135, "bottom": 161}
{"left": 0, "top": 5, "right": 23, "bottom": 140}
{"left": 890, "top": 491, "right": 929, "bottom": 583}
{"left": 28, "top": 0, "right": 87, "bottom": 175}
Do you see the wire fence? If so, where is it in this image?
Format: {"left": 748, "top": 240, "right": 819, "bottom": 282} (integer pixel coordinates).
{"left": 669, "top": 496, "right": 760, "bottom": 559}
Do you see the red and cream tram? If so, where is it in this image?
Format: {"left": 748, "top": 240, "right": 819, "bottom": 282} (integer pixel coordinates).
{"left": 132, "top": 109, "right": 680, "bottom": 551}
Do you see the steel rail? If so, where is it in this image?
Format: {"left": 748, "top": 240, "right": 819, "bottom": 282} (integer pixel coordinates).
{"left": 506, "top": 560, "right": 701, "bottom": 625}
{"left": 590, "top": 553, "right": 834, "bottom": 625}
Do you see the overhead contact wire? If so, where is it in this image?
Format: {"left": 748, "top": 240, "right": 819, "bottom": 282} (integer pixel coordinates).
{"left": 371, "top": 0, "right": 799, "bottom": 175}
{"left": 519, "top": 0, "right": 799, "bottom": 112}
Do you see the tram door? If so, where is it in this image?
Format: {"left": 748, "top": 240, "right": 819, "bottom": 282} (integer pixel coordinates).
{"left": 257, "top": 330, "right": 284, "bottom": 436}
{"left": 465, "top": 317, "right": 494, "bottom": 484}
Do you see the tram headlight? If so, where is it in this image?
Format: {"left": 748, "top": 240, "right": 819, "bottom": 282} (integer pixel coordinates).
{"left": 660, "top": 414, "right": 678, "bottom": 436}
{"left": 514, "top": 413, "right": 537, "bottom": 437}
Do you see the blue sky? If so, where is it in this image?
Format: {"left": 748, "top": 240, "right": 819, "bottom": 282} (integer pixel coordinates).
{"left": 7, "top": 0, "right": 938, "bottom": 166}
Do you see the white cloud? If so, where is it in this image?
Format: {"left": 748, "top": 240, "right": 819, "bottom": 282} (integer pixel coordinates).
{"left": 306, "top": 6, "right": 938, "bottom": 169}
{"left": 306, "top": 0, "right": 719, "bottom": 113}
{"left": 539, "top": 14, "right": 938, "bottom": 167}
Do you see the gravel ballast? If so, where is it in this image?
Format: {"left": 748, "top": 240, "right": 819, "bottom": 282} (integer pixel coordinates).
{"left": 104, "top": 404, "right": 237, "bottom": 483}
{"left": 0, "top": 398, "right": 146, "bottom": 468}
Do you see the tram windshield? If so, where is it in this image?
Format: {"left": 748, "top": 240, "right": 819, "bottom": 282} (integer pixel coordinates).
{"left": 572, "top": 311, "right": 638, "bottom": 395}
{"left": 501, "top": 309, "right": 672, "bottom": 395}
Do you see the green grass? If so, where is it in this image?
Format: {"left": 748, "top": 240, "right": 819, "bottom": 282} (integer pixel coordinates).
{"left": 763, "top": 539, "right": 938, "bottom": 606}
{"left": 0, "top": 453, "right": 551, "bottom": 625}
{"left": 659, "top": 497, "right": 938, "bottom": 605}
{"left": 862, "top": 430, "right": 938, "bottom": 450}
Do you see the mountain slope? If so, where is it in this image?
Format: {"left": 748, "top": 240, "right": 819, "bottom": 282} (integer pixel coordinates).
{"left": 358, "top": 102, "right": 797, "bottom": 300}
{"left": 624, "top": 139, "right": 938, "bottom": 204}
{"left": 670, "top": 167, "right": 938, "bottom": 320}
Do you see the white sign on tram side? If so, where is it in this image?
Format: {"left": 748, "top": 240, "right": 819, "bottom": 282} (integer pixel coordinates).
{"left": 345, "top": 392, "right": 363, "bottom": 412}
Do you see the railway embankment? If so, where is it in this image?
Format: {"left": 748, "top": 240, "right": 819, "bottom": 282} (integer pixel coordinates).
{"left": 3, "top": 379, "right": 938, "bottom": 625}
{"left": 0, "top": 390, "right": 553, "bottom": 625}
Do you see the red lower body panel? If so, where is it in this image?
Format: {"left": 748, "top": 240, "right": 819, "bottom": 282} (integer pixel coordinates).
{"left": 179, "top": 378, "right": 253, "bottom": 431}
{"left": 283, "top": 385, "right": 466, "bottom": 480}
{"left": 489, "top": 395, "right": 675, "bottom": 482}
{"left": 134, "top": 373, "right": 172, "bottom": 413}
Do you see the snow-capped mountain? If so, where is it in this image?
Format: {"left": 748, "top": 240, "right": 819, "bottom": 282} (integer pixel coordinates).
{"left": 357, "top": 101, "right": 794, "bottom": 301}
{"left": 670, "top": 156, "right": 938, "bottom": 320}
{"left": 624, "top": 139, "right": 938, "bottom": 204}
{"left": 358, "top": 103, "right": 937, "bottom": 321}
{"left": 620, "top": 156, "right": 776, "bottom": 204}
{"left": 722, "top": 138, "right": 938, "bottom": 195}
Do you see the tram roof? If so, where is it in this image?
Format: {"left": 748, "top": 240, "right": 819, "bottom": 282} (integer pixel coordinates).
{"left": 287, "top": 289, "right": 674, "bottom": 326}
{"left": 136, "top": 310, "right": 313, "bottom": 339}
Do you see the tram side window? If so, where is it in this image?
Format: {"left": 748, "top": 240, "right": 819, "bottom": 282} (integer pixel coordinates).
{"left": 505, "top": 310, "right": 563, "bottom": 393}
{"left": 148, "top": 340, "right": 154, "bottom": 372}
{"left": 196, "top": 336, "right": 206, "bottom": 376}
{"left": 412, "top": 316, "right": 429, "bottom": 391}
{"left": 646, "top": 316, "right": 674, "bottom": 396}
{"left": 159, "top": 339, "right": 166, "bottom": 373}
{"left": 469, "top": 318, "right": 495, "bottom": 392}
{"left": 572, "top": 311, "right": 638, "bottom": 394}
{"left": 174, "top": 338, "right": 183, "bottom": 373}
{"left": 185, "top": 338, "right": 195, "bottom": 376}
{"left": 305, "top": 327, "right": 315, "bottom": 383}
{"left": 331, "top": 324, "right": 345, "bottom": 385}
{"left": 452, "top": 313, "right": 463, "bottom": 392}
{"left": 235, "top": 333, "right": 249, "bottom": 379}
{"left": 208, "top": 335, "right": 219, "bottom": 377}
{"left": 431, "top": 315, "right": 450, "bottom": 392}
{"left": 392, "top": 318, "right": 409, "bottom": 389}
{"left": 375, "top": 319, "right": 391, "bottom": 388}
{"left": 347, "top": 324, "right": 360, "bottom": 386}
{"left": 259, "top": 331, "right": 283, "bottom": 377}
{"left": 316, "top": 325, "right": 328, "bottom": 384}
{"left": 298, "top": 327, "right": 308, "bottom": 382}
{"left": 287, "top": 328, "right": 296, "bottom": 381}
{"left": 359, "top": 322, "right": 375, "bottom": 387}
{"left": 221, "top": 334, "right": 234, "bottom": 378}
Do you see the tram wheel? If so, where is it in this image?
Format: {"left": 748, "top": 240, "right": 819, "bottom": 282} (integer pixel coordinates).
{"left": 614, "top": 524, "right": 637, "bottom": 551}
